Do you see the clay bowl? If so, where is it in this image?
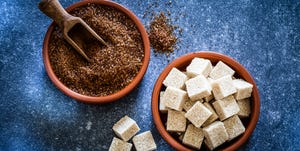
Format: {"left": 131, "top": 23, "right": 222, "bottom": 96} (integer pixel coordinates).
{"left": 42, "top": 0, "right": 150, "bottom": 104}
{"left": 152, "top": 51, "right": 260, "bottom": 150}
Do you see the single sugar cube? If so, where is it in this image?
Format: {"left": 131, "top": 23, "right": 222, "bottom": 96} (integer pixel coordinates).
{"left": 162, "top": 86, "right": 187, "bottom": 111}
{"left": 186, "top": 58, "right": 213, "bottom": 77}
{"left": 167, "top": 110, "right": 186, "bottom": 132}
{"left": 182, "top": 124, "right": 204, "bottom": 150}
{"left": 232, "top": 79, "right": 253, "bottom": 100}
{"left": 159, "top": 91, "right": 168, "bottom": 113}
{"left": 223, "top": 115, "right": 245, "bottom": 141}
{"left": 112, "top": 115, "right": 140, "bottom": 141}
{"left": 209, "top": 61, "right": 235, "bottom": 80}
{"left": 237, "top": 98, "right": 251, "bottom": 118}
{"left": 213, "top": 95, "right": 240, "bottom": 121}
{"left": 211, "top": 75, "right": 237, "bottom": 100}
{"left": 202, "top": 102, "right": 219, "bottom": 127}
{"left": 132, "top": 131, "right": 157, "bottom": 151}
{"left": 109, "top": 137, "right": 132, "bottom": 151}
{"left": 163, "top": 68, "right": 188, "bottom": 89}
{"left": 185, "top": 75, "right": 212, "bottom": 101}
{"left": 183, "top": 99, "right": 203, "bottom": 112}
{"left": 185, "top": 101, "right": 212, "bottom": 128}
{"left": 203, "top": 121, "right": 229, "bottom": 150}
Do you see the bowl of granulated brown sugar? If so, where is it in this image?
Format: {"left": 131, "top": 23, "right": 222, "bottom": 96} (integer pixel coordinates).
{"left": 41, "top": 0, "right": 150, "bottom": 103}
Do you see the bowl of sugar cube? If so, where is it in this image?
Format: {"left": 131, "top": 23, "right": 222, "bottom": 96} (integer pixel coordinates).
{"left": 151, "top": 51, "right": 260, "bottom": 151}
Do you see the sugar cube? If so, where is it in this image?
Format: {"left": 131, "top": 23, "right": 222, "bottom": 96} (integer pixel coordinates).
{"left": 223, "top": 115, "right": 245, "bottom": 141}
{"left": 163, "top": 68, "right": 188, "bottom": 89}
{"left": 211, "top": 75, "right": 237, "bottom": 100}
{"left": 109, "top": 137, "right": 132, "bottom": 151}
{"left": 132, "top": 131, "right": 157, "bottom": 151}
{"left": 213, "top": 95, "right": 240, "bottom": 121}
{"left": 203, "top": 121, "right": 228, "bottom": 150}
{"left": 237, "top": 98, "right": 251, "bottom": 118}
{"left": 162, "top": 86, "right": 187, "bottom": 111}
{"left": 167, "top": 110, "right": 186, "bottom": 132}
{"left": 186, "top": 58, "right": 212, "bottom": 77}
{"left": 209, "top": 61, "right": 235, "bottom": 80}
{"left": 182, "top": 124, "right": 204, "bottom": 149}
{"left": 232, "top": 79, "right": 253, "bottom": 100}
{"left": 185, "top": 102, "right": 212, "bottom": 128}
{"left": 112, "top": 115, "right": 140, "bottom": 141}
{"left": 185, "top": 75, "right": 212, "bottom": 101}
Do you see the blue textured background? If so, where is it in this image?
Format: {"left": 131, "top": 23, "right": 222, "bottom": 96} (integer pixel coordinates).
{"left": 1, "top": 0, "right": 300, "bottom": 150}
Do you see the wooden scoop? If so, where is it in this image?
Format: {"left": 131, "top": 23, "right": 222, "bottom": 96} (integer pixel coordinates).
{"left": 39, "top": 0, "right": 107, "bottom": 62}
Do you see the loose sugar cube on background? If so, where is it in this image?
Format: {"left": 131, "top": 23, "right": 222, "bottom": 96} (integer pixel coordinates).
{"left": 161, "top": 86, "right": 187, "bottom": 111}
{"left": 163, "top": 68, "right": 188, "bottom": 89}
{"left": 213, "top": 95, "right": 240, "bottom": 121}
{"left": 185, "top": 102, "right": 212, "bottom": 128}
{"left": 109, "top": 137, "right": 132, "bottom": 151}
{"left": 209, "top": 61, "right": 235, "bottom": 80}
{"left": 185, "top": 75, "right": 212, "bottom": 101}
{"left": 132, "top": 131, "right": 157, "bottom": 151}
{"left": 186, "top": 58, "right": 212, "bottom": 77}
{"left": 112, "top": 115, "right": 140, "bottom": 141}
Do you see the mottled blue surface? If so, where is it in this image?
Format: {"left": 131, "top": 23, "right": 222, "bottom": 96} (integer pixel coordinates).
{"left": 1, "top": 0, "right": 300, "bottom": 150}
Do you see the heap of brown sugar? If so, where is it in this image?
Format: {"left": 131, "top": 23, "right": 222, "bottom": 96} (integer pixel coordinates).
{"left": 149, "top": 12, "right": 177, "bottom": 53}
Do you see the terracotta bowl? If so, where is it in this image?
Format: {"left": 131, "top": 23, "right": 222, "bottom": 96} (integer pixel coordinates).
{"left": 42, "top": 0, "right": 150, "bottom": 104}
{"left": 152, "top": 51, "right": 260, "bottom": 151}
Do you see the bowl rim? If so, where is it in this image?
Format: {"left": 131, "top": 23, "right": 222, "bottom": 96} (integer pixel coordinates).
{"left": 151, "top": 51, "right": 260, "bottom": 151}
{"left": 42, "top": 0, "right": 150, "bottom": 104}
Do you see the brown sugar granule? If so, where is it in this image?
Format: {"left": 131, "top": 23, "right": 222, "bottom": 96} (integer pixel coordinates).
{"left": 48, "top": 4, "right": 144, "bottom": 96}
{"left": 149, "top": 12, "right": 177, "bottom": 53}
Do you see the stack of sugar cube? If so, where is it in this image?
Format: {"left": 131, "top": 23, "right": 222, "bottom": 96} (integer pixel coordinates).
{"left": 109, "top": 115, "right": 157, "bottom": 151}
{"left": 160, "top": 57, "right": 253, "bottom": 150}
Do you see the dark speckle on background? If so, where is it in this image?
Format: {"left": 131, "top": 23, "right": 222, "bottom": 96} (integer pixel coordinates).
{"left": 0, "top": 0, "right": 300, "bottom": 151}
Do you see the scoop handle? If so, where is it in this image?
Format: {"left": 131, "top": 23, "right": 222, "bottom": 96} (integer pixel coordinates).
{"left": 38, "top": 0, "right": 72, "bottom": 28}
